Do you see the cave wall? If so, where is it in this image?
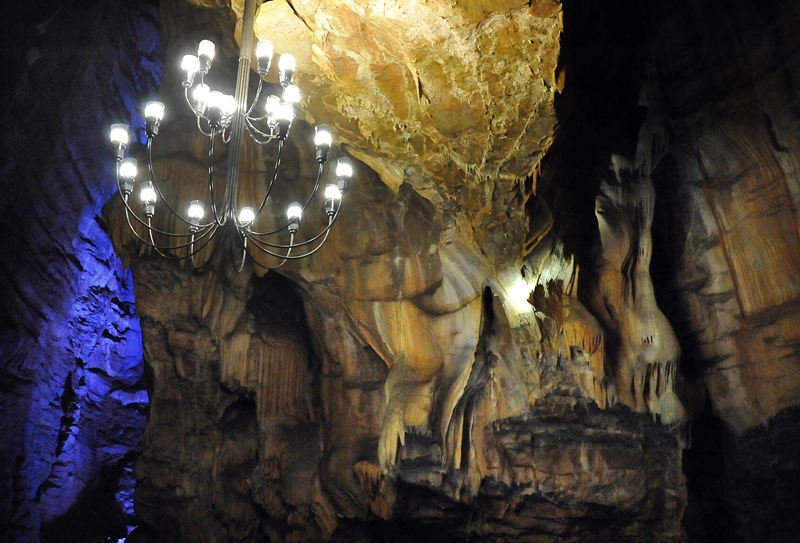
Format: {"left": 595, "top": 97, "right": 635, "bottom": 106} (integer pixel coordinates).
{"left": 640, "top": 0, "right": 800, "bottom": 540}
{"left": 2, "top": 0, "right": 800, "bottom": 542}
{"left": 0, "top": 0, "right": 160, "bottom": 540}
{"left": 100, "top": 1, "right": 688, "bottom": 541}
{"left": 643, "top": 0, "right": 800, "bottom": 432}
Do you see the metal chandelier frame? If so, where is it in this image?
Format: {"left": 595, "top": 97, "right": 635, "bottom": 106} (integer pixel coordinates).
{"left": 108, "top": 0, "right": 352, "bottom": 271}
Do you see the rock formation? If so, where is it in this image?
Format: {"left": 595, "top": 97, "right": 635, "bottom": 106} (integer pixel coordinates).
{"left": 1, "top": 0, "right": 799, "bottom": 542}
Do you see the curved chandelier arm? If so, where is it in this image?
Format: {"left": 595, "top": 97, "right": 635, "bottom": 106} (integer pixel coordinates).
{"left": 245, "top": 161, "right": 325, "bottom": 237}
{"left": 298, "top": 162, "right": 324, "bottom": 214}
{"left": 245, "top": 77, "right": 264, "bottom": 117}
{"left": 117, "top": 169, "right": 216, "bottom": 237}
{"left": 144, "top": 139, "right": 217, "bottom": 230}
{"left": 196, "top": 116, "right": 213, "bottom": 137}
{"left": 121, "top": 201, "right": 218, "bottom": 255}
{"left": 189, "top": 227, "right": 223, "bottom": 269}
{"left": 184, "top": 86, "right": 205, "bottom": 118}
{"left": 241, "top": 231, "right": 293, "bottom": 271}
{"left": 145, "top": 220, "right": 220, "bottom": 260}
{"left": 233, "top": 138, "right": 285, "bottom": 229}
{"left": 248, "top": 205, "right": 339, "bottom": 249}
{"left": 243, "top": 219, "right": 333, "bottom": 260}
{"left": 244, "top": 117, "right": 277, "bottom": 144}
{"left": 233, "top": 236, "right": 249, "bottom": 273}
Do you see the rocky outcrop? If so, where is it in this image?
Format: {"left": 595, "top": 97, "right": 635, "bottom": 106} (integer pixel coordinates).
{"left": 0, "top": 1, "right": 160, "bottom": 541}
{"left": 643, "top": 0, "right": 800, "bottom": 435}
{"left": 4, "top": 0, "right": 800, "bottom": 542}
{"left": 248, "top": 0, "right": 561, "bottom": 265}
{"left": 638, "top": 0, "right": 800, "bottom": 539}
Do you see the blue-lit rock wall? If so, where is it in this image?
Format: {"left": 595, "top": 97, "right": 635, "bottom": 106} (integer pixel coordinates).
{"left": 0, "top": 1, "right": 160, "bottom": 541}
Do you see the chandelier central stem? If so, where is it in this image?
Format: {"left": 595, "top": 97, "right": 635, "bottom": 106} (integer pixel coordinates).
{"left": 224, "top": 0, "right": 258, "bottom": 221}
{"left": 109, "top": 0, "right": 351, "bottom": 270}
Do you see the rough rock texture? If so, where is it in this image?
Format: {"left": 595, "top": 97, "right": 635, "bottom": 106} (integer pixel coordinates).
{"left": 111, "top": 201, "right": 687, "bottom": 542}
{"left": 0, "top": 1, "right": 160, "bottom": 541}
{"left": 4, "top": 0, "right": 800, "bottom": 541}
{"left": 643, "top": 0, "right": 800, "bottom": 434}
{"left": 104, "top": 0, "right": 688, "bottom": 530}
{"left": 638, "top": 0, "right": 800, "bottom": 539}
{"left": 249, "top": 0, "right": 561, "bottom": 265}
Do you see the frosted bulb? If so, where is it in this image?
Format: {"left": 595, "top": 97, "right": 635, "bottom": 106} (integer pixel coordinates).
{"left": 283, "top": 84, "right": 300, "bottom": 104}
{"left": 287, "top": 202, "right": 303, "bottom": 220}
{"left": 192, "top": 83, "right": 210, "bottom": 113}
{"left": 110, "top": 124, "right": 129, "bottom": 145}
{"left": 278, "top": 53, "right": 295, "bottom": 72}
{"left": 119, "top": 158, "right": 138, "bottom": 179}
{"left": 221, "top": 94, "right": 237, "bottom": 116}
{"left": 336, "top": 158, "right": 353, "bottom": 178}
{"left": 314, "top": 125, "right": 332, "bottom": 148}
{"left": 256, "top": 40, "right": 273, "bottom": 60}
{"left": 193, "top": 84, "right": 209, "bottom": 102}
{"left": 238, "top": 207, "right": 255, "bottom": 224}
{"left": 187, "top": 200, "right": 204, "bottom": 220}
{"left": 207, "top": 91, "right": 224, "bottom": 109}
{"left": 276, "top": 102, "right": 294, "bottom": 122}
{"left": 279, "top": 53, "right": 295, "bottom": 85}
{"left": 265, "top": 95, "right": 280, "bottom": 115}
{"left": 198, "top": 40, "right": 215, "bottom": 60}
{"left": 139, "top": 181, "right": 157, "bottom": 204}
{"left": 181, "top": 54, "right": 199, "bottom": 74}
{"left": 324, "top": 183, "right": 341, "bottom": 200}
{"left": 145, "top": 101, "right": 165, "bottom": 121}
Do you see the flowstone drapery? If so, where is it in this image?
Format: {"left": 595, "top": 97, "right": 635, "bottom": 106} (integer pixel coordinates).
{"left": 586, "top": 159, "right": 686, "bottom": 426}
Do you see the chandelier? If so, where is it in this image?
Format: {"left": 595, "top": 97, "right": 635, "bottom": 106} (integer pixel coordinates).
{"left": 108, "top": 0, "right": 352, "bottom": 271}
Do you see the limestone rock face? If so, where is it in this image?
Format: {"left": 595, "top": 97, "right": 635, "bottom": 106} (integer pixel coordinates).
{"left": 4, "top": 0, "right": 800, "bottom": 541}
{"left": 103, "top": 0, "right": 683, "bottom": 541}
{"left": 641, "top": 0, "right": 800, "bottom": 458}
{"left": 248, "top": 0, "right": 561, "bottom": 263}
{"left": 638, "top": 0, "right": 800, "bottom": 538}
{"left": 0, "top": 1, "right": 160, "bottom": 541}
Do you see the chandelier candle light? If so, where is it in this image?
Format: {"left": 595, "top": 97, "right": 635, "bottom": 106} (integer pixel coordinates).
{"left": 109, "top": 0, "right": 352, "bottom": 271}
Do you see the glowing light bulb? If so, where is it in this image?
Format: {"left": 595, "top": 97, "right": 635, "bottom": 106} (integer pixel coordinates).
{"left": 336, "top": 157, "right": 353, "bottom": 178}
{"left": 256, "top": 40, "right": 274, "bottom": 60}
{"left": 265, "top": 95, "right": 280, "bottom": 115}
{"left": 325, "top": 183, "right": 341, "bottom": 201}
{"left": 181, "top": 54, "right": 199, "bottom": 74}
{"left": 119, "top": 158, "right": 138, "bottom": 179}
{"left": 283, "top": 84, "right": 300, "bottom": 104}
{"left": 192, "top": 83, "right": 210, "bottom": 112}
{"left": 238, "top": 207, "right": 255, "bottom": 224}
{"left": 287, "top": 202, "right": 303, "bottom": 220}
{"left": 276, "top": 102, "right": 294, "bottom": 122}
{"left": 198, "top": 40, "right": 215, "bottom": 74}
{"left": 220, "top": 94, "right": 237, "bottom": 116}
{"left": 198, "top": 40, "right": 215, "bottom": 61}
{"left": 314, "top": 125, "right": 332, "bottom": 148}
{"left": 110, "top": 124, "right": 129, "bottom": 146}
{"left": 256, "top": 39, "right": 274, "bottom": 74}
{"left": 139, "top": 181, "right": 157, "bottom": 204}
{"left": 145, "top": 101, "right": 165, "bottom": 121}
{"left": 187, "top": 200, "right": 204, "bottom": 221}
{"left": 279, "top": 53, "right": 295, "bottom": 86}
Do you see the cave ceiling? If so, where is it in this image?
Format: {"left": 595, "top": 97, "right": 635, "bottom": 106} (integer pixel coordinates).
{"left": 211, "top": 0, "right": 560, "bottom": 268}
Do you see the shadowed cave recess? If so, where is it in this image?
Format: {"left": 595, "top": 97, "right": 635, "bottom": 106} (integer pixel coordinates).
{"left": 1, "top": 0, "right": 799, "bottom": 542}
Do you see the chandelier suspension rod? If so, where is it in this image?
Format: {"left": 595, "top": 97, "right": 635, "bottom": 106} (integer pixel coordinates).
{"left": 224, "top": 0, "right": 258, "bottom": 222}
